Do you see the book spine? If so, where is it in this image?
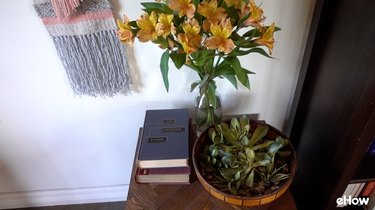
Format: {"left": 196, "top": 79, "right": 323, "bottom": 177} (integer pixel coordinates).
{"left": 361, "top": 181, "right": 375, "bottom": 197}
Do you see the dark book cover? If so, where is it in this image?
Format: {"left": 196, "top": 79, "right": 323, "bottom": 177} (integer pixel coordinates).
{"left": 138, "top": 109, "right": 190, "bottom": 168}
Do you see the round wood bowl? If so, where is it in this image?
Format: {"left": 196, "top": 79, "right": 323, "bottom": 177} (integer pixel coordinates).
{"left": 192, "top": 119, "right": 297, "bottom": 207}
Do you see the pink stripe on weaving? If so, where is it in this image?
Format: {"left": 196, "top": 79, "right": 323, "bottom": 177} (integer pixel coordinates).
{"left": 51, "top": 0, "right": 81, "bottom": 18}
{"left": 42, "top": 11, "right": 114, "bottom": 25}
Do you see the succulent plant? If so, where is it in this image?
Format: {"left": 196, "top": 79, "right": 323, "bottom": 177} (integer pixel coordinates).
{"left": 199, "top": 115, "right": 291, "bottom": 196}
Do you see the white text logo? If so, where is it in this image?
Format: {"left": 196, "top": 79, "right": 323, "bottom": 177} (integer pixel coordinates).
{"left": 336, "top": 196, "right": 369, "bottom": 206}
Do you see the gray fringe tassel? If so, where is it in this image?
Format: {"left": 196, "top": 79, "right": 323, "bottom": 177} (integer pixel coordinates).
{"left": 52, "top": 30, "right": 132, "bottom": 97}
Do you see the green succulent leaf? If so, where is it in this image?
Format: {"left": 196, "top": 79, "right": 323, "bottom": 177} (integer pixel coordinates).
{"left": 252, "top": 140, "right": 275, "bottom": 151}
{"left": 249, "top": 125, "right": 269, "bottom": 147}
{"left": 221, "top": 155, "right": 233, "bottom": 166}
{"left": 211, "top": 147, "right": 219, "bottom": 157}
{"left": 220, "top": 144, "right": 233, "bottom": 153}
{"left": 268, "top": 140, "right": 285, "bottom": 156}
{"left": 219, "top": 123, "right": 237, "bottom": 145}
{"left": 270, "top": 173, "right": 290, "bottom": 183}
{"left": 230, "top": 117, "right": 241, "bottom": 133}
{"left": 252, "top": 159, "right": 271, "bottom": 167}
{"left": 221, "top": 168, "right": 242, "bottom": 178}
{"left": 240, "top": 115, "right": 250, "bottom": 131}
{"left": 234, "top": 171, "right": 241, "bottom": 181}
{"left": 246, "top": 148, "right": 255, "bottom": 163}
{"left": 160, "top": 50, "right": 170, "bottom": 92}
{"left": 241, "top": 136, "right": 250, "bottom": 146}
{"left": 246, "top": 169, "right": 255, "bottom": 187}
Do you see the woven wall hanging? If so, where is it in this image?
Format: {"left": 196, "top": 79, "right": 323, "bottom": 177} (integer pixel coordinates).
{"left": 34, "top": 0, "right": 132, "bottom": 97}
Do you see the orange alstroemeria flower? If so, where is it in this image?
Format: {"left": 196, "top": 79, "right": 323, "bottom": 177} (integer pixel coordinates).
{"left": 177, "top": 18, "right": 202, "bottom": 54}
{"left": 155, "top": 13, "right": 176, "bottom": 38}
{"left": 197, "top": 0, "right": 227, "bottom": 32}
{"left": 241, "top": 0, "right": 264, "bottom": 28}
{"left": 204, "top": 18, "right": 235, "bottom": 54}
{"left": 169, "top": 0, "right": 196, "bottom": 18}
{"left": 255, "top": 23, "right": 276, "bottom": 55}
{"left": 116, "top": 15, "right": 134, "bottom": 43}
{"left": 136, "top": 11, "right": 158, "bottom": 42}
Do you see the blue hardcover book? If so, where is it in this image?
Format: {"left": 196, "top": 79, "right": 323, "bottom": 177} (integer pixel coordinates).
{"left": 138, "top": 109, "right": 190, "bottom": 168}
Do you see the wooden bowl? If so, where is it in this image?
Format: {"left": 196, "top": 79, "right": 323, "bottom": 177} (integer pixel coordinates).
{"left": 192, "top": 119, "right": 297, "bottom": 206}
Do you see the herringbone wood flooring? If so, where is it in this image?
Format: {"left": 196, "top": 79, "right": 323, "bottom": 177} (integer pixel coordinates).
{"left": 13, "top": 201, "right": 125, "bottom": 210}
{"left": 126, "top": 178, "right": 296, "bottom": 210}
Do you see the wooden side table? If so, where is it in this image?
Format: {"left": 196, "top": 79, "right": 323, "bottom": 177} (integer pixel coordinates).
{"left": 126, "top": 127, "right": 297, "bottom": 210}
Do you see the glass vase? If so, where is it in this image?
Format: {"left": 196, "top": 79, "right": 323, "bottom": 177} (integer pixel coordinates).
{"left": 195, "top": 90, "right": 223, "bottom": 132}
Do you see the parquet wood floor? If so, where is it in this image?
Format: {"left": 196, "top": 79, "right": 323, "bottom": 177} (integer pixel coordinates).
{"left": 13, "top": 201, "right": 125, "bottom": 210}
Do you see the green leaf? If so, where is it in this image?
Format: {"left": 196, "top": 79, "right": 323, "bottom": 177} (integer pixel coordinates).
{"left": 225, "top": 6, "right": 239, "bottom": 22}
{"left": 246, "top": 169, "right": 254, "bottom": 187}
{"left": 170, "top": 51, "right": 186, "bottom": 69}
{"left": 211, "top": 147, "right": 219, "bottom": 157}
{"left": 271, "top": 173, "right": 290, "bottom": 183}
{"left": 235, "top": 41, "right": 258, "bottom": 49}
{"left": 191, "top": 49, "right": 214, "bottom": 68}
{"left": 160, "top": 50, "right": 170, "bottom": 92}
{"left": 247, "top": 48, "right": 274, "bottom": 58}
{"left": 190, "top": 80, "right": 200, "bottom": 92}
{"left": 128, "top": 21, "right": 138, "bottom": 28}
{"left": 221, "top": 168, "right": 243, "bottom": 177}
{"left": 223, "top": 74, "right": 238, "bottom": 89}
{"left": 249, "top": 125, "right": 269, "bottom": 147}
{"left": 252, "top": 159, "right": 271, "bottom": 167}
{"left": 141, "top": 2, "right": 173, "bottom": 14}
{"left": 227, "top": 57, "right": 250, "bottom": 89}
{"left": 192, "top": 0, "right": 200, "bottom": 7}
{"left": 207, "top": 82, "right": 217, "bottom": 108}
{"left": 252, "top": 140, "right": 275, "bottom": 151}
{"left": 240, "top": 115, "right": 249, "bottom": 132}
{"left": 268, "top": 140, "right": 284, "bottom": 156}
{"left": 208, "top": 128, "right": 216, "bottom": 141}
{"left": 219, "top": 123, "right": 237, "bottom": 145}
{"left": 243, "top": 28, "right": 261, "bottom": 39}
{"left": 152, "top": 37, "right": 169, "bottom": 49}
{"left": 242, "top": 67, "right": 256, "bottom": 75}
{"left": 237, "top": 12, "right": 250, "bottom": 28}
{"left": 213, "top": 60, "right": 233, "bottom": 77}
{"left": 230, "top": 117, "right": 240, "bottom": 132}
{"left": 234, "top": 171, "right": 241, "bottom": 181}
{"left": 246, "top": 148, "right": 255, "bottom": 163}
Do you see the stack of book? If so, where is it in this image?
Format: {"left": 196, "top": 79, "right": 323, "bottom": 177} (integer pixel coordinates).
{"left": 135, "top": 109, "right": 191, "bottom": 184}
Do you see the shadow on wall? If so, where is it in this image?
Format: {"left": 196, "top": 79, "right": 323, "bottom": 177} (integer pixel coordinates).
{"left": 0, "top": 160, "right": 31, "bottom": 208}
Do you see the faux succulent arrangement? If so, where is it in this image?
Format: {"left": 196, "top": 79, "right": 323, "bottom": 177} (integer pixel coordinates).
{"left": 199, "top": 115, "right": 292, "bottom": 196}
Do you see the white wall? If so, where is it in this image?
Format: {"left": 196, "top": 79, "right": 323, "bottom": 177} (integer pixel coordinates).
{"left": 0, "top": 0, "right": 315, "bottom": 208}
